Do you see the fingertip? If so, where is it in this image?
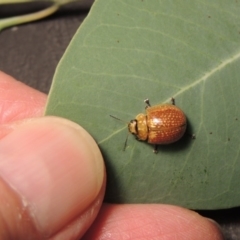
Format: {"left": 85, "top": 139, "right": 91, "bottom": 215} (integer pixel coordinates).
{"left": 0, "top": 116, "right": 105, "bottom": 238}
{"left": 83, "top": 204, "right": 224, "bottom": 240}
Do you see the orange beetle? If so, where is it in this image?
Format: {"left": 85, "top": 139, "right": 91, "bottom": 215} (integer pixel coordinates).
{"left": 128, "top": 98, "right": 187, "bottom": 153}
{"left": 110, "top": 98, "right": 188, "bottom": 153}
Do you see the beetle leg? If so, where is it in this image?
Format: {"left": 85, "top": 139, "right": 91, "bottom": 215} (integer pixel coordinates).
{"left": 153, "top": 145, "right": 158, "bottom": 154}
{"left": 188, "top": 133, "right": 196, "bottom": 139}
{"left": 171, "top": 97, "right": 175, "bottom": 105}
{"left": 144, "top": 98, "right": 151, "bottom": 108}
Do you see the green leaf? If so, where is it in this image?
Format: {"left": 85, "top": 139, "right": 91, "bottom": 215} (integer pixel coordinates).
{"left": 45, "top": 0, "right": 240, "bottom": 209}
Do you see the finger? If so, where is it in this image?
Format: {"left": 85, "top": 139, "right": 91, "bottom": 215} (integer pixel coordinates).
{"left": 0, "top": 117, "right": 105, "bottom": 240}
{"left": 0, "top": 71, "right": 46, "bottom": 124}
{"left": 83, "top": 204, "right": 224, "bottom": 240}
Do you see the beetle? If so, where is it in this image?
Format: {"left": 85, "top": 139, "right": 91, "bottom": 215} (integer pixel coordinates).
{"left": 111, "top": 98, "right": 187, "bottom": 153}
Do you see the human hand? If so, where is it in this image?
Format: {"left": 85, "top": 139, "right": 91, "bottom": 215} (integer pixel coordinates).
{"left": 0, "top": 71, "right": 224, "bottom": 239}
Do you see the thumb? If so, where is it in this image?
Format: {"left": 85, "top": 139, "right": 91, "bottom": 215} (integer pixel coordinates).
{"left": 0, "top": 117, "right": 105, "bottom": 240}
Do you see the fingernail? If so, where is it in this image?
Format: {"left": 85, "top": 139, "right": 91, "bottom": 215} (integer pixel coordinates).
{"left": 0, "top": 117, "right": 104, "bottom": 236}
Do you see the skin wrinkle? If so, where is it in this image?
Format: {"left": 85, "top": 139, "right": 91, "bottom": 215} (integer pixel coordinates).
{"left": 0, "top": 176, "right": 41, "bottom": 239}
{"left": 123, "top": 208, "right": 158, "bottom": 237}
{"left": 0, "top": 101, "right": 26, "bottom": 123}
{"left": 0, "top": 74, "right": 46, "bottom": 124}
{"left": 83, "top": 204, "right": 224, "bottom": 240}
{"left": 96, "top": 207, "right": 153, "bottom": 240}
{"left": 158, "top": 212, "right": 215, "bottom": 240}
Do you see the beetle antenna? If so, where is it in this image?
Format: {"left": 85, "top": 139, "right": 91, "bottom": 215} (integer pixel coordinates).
{"left": 109, "top": 115, "right": 128, "bottom": 124}
{"left": 123, "top": 133, "right": 129, "bottom": 151}
{"left": 110, "top": 115, "right": 130, "bottom": 151}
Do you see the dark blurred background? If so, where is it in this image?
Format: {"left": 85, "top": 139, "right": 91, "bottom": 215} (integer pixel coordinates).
{"left": 0, "top": 0, "right": 94, "bottom": 93}
{"left": 0, "top": 1, "right": 239, "bottom": 239}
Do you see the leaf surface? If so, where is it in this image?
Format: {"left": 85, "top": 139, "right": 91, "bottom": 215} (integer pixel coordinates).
{"left": 45, "top": 0, "right": 240, "bottom": 209}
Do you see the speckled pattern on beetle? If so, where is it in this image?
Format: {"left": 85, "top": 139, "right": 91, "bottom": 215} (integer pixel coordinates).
{"left": 128, "top": 98, "right": 187, "bottom": 153}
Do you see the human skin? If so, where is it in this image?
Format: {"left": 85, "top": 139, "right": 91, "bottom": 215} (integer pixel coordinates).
{"left": 0, "top": 71, "right": 224, "bottom": 239}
